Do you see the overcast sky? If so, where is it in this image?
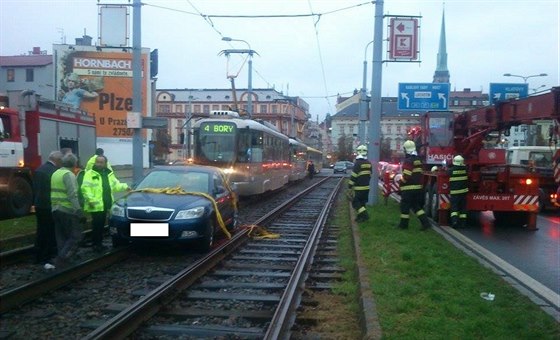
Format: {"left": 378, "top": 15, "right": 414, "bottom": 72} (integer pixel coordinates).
{"left": 1, "top": 0, "right": 559, "bottom": 121}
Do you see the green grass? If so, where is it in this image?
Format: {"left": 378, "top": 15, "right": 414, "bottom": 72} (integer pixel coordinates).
{"left": 0, "top": 215, "right": 36, "bottom": 240}
{"left": 356, "top": 196, "right": 559, "bottom": 339}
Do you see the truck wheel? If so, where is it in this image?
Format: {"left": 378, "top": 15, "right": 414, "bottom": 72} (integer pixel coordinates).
{"left": 7, "top": 177, "right": 33, "bottom": 217}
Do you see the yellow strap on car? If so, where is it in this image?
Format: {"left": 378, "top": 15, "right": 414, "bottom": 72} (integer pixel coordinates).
{"left": 244, "top": 224, "right": 281, "bottom": 240}
{"left": 131, "top": 186, "right": 232, "bottom": 239}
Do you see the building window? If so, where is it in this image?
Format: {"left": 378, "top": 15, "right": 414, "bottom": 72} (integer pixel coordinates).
{"left": 271, "top": 105, "right": 278, "bottom": 114}
{"left": 396, "top": 125, "right": 402, "bottom": 133}
{"left": 26, "top": 68, "right": 34, "bottom": 82}
{"left": 203, "top": 105, "right": 210, "bottom": 114}
{"left": 193, "top": 105, "right": 201, "bottom": 113}
{"left": 260, "top": 104, "right": 267, "bottom": 113}
{"left": 471, "top": 100, "right": 477, "bottom": 105}
{"left": 175, "top": 105, "right": 183, "bottom": 113}
{"left": 160, "top": 104, "right": 171, "bottom": 113}
{"left": 387, "top": 125, "right": 392, "bottom": 134}
{"left": 212, "top": 104, "right": 219, "bottom": 110}
{"left": 453, "top": 100, "right": 459, "bottom": 106}
{"left": 221, "top": 105, "right": 230, "bottom": 110}
{"left": 7, "top": 69, "right": 15, "bottom": 82}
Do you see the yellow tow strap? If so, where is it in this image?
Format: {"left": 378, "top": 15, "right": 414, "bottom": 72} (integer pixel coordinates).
{"left": 131, "top": 186, "right": 232, "bottom": 239}
{"left": 243, "top": 224, "right": 281, "bottom": 240}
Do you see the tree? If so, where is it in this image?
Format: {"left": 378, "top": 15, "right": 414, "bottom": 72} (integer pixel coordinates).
{"left": 380, "top": 134, "right": 391, "bottom": 161}
{"left": 337, "top": 134, "right": 353, "bottom": 160}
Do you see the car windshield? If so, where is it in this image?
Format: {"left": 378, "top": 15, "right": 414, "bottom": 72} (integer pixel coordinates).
{"left": 335, "top": 162, "right": 346, "bottom": 167}
{"left": 136, "top": 170, "right": 210, "bottom": 193}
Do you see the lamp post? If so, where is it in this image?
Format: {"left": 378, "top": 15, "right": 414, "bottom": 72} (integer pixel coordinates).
{"left": 531, "top": 85, "right": 546, "bottom": 93}
{"left": 503, "top": 73, "right": 547, "bottom": 83}
{"left": 222, "top": 37, "right": 255, "bottom": 118}
{"left": 359, "top": 40, "right": 374, "bottom": 143}
{"left": 185, "top": 95, "right": 198, "bottom": 159}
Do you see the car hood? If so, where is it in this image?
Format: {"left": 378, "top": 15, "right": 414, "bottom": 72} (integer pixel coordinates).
{"left": 116, "top": 191, "right": 211, "bottom": 210}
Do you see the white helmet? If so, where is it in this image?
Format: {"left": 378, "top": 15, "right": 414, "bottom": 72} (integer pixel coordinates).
{"left": 356, "top": 144, "right": 368, "bottom": 156}
{"left": 431, "top": 166, "right": 438, "bottom": 172}
{"left": 453, "top": 155, "right": 465, "bottom": 166}
{"left": 403, "top": 140, "right": 416, "bottom": 154}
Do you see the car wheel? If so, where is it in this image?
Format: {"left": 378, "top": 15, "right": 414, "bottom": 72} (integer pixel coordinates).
{"left": 199, "top": 218, "right": 215, "bottom": 252}
{"left": 228, "top": 210, "right": 239, "bottom": 231}
{"left": 111, "top": 235, "right": 128, "bottom": 247}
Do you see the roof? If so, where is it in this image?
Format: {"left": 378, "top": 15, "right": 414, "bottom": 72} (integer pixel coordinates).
{"left": 450, "top": 89, "right": 488, "bottom": 99}
{"left": 157, "top": 88, "right": 291, "bottom": 103}
{"left": 0, "top": 55, "right": 53, "bottom": 67}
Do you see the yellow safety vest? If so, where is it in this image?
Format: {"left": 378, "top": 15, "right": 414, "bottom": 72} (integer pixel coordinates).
{"left": 51, "top": 168, "right": 73, "bottom": 210}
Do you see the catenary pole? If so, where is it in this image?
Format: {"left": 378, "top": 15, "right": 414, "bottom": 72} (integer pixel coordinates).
{"left": 132, "top": 0, "right": 143, "bottom": 185}
{"left": 367, "top": 0, "right": 384, "bottom": 205}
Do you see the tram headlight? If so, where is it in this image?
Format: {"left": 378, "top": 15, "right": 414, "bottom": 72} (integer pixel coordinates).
{"left": 110, "top": 204, "right": 125, "bottom": 217}
{"left": 223, "top": 167, "right": 235, "bottom": 174}
{"left": 176, "top": 206, "right": 205, "bottom": 220}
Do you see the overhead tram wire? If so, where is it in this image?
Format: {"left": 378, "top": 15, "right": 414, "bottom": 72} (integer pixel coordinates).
{"left": 307, "top": 0, "right": 334, "bottom": 115}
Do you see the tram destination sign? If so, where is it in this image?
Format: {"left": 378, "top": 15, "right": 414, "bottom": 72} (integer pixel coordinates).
{"left": 201, "top": 122, "right": 236, "bottom": 134}
{"left": 398, "top": 83, "right": 450, "bottom": 111}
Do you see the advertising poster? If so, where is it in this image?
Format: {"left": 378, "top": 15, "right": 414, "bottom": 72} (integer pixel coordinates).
{"left": 54, "top": 45, "right": 148, "bottom": 138}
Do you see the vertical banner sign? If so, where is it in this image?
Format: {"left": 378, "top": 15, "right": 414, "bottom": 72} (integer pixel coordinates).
{"left": 389, "top": 18, "right": 419, "bottom": 60}
{"left": 54, "top": 46, "right": 147, "bottom": 138}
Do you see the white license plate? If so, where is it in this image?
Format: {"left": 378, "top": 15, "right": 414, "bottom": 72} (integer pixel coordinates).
{"left": 130, "top": 223, "right": 169, "bottom": 237}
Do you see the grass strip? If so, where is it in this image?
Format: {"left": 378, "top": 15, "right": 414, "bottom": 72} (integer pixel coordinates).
{"left": 0, "top": 215, "right": 36, "bottom": 240}
{"left": 358, "top": 196, "right": 559, "bottom": 339}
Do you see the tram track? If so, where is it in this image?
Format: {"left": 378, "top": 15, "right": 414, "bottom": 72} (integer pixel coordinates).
{"left": 82, "top": 176, "right": 342, "bottom": 339}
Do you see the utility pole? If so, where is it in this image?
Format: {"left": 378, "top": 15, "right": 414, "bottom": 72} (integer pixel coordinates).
{"left": 132, "top": 0, "right": 143, "bottom": 185}
{"left": 359, "top": 40, "right": 374, "bottom": 143}
{"left": 368, "top": 0, "right": 384, "bottom": 205}
{"left": 248, "top": 53, "right": 253, "bottom": 118}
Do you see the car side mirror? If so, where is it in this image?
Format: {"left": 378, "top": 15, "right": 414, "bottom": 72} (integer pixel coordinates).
{"left": 214, "top": 186, "right": 226, "bottom": 196}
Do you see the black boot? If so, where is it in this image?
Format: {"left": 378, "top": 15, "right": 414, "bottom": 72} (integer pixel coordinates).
{"left": 396, "top": 218, "right": 409, "bottom": 229}
{"left": 419, "top": 214, "right": 431, "bottom": 230}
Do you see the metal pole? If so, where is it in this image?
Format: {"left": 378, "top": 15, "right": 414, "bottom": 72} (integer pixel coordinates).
{"left": 367, "top": 0, "right": 384, "bottom": 205}
{"left": 248, "top": 55, "right": 253, "bottom": 118}
{"left": 359, "top": 60, "right": 367, "bottom": 142}
{"left": 291, "top": 105, "right": 294, "bottom": 137}
{"left": 132, "top": 0, "right": 143, "bottom": 185}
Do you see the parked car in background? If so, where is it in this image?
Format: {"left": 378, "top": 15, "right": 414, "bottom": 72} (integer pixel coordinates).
{"left": 333, "top": 161, "right": 347, "bottom": 174}
{"left": 383, "top": 163, "right": 401, "bottom": 181}
{"left": 345, "top": 161, "right": 354, "bottom": 170}
{"left": 109, "top": 165, "right": 237, "bottom": 251}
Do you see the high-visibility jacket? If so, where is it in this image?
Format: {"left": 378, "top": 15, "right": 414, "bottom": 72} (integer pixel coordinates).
{"left": 85, "top": 154, "right": 113, "bottom": 171}
{"left": 51, "top": 168, "right": 74, "bottom": 210}
{"left": 348, "top": 158, "right": 372, "bottom": 191}
{"left": 448, "top": 164, "right": 468, "bottom": 195}
{"left": 400, "top": 155, "right": 423, "bottom": 191}
{"left": 81, "top": 168, "right": 127, "bottom": 212}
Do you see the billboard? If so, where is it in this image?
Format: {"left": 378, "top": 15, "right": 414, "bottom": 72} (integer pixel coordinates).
{"left": 388, "top": 18, "right": 419, "bottom": 60}
{"left": 53, "top": 45, "right": 149, "bottom": 138}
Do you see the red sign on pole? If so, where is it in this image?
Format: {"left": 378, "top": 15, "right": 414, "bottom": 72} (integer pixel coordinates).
{"left": 389, "top": 18, "right": 419, "bottom": 60}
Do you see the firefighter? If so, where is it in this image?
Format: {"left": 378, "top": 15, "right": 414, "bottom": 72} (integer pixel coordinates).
{"left": 348, "top": 144, "right": 372, "bottom": 222}
{"left": 397, "top": 140, "right": 431, "bottom": 230}
{"left": 448, "top": 155, "right": 468, "bottom": 228}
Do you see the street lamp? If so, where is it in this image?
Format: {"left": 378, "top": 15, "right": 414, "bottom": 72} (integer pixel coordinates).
{"left": 503, "top": 73, "right": 547, "bottom": 83}
{"left": 531, "top": 85, "right": 546, "bottom": 93}
{"left": 359, "top": 40, "right": 374, "bottom": 143}
{"left": 222, "top": 37, "right": 255, "bottom": 118}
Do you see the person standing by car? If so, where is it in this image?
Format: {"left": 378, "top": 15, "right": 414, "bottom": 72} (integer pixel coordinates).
{"left": 348, "top": 145, "right": 371, "bottom": 222}
{"left": 448, "top": 155, "right": 468, "bottom": 228}
{"left": 33, "top": 151, "right": 63, "bottom": 266}
{"left": 396, "top": 140, "right": 431, "bottom": 230}
{"left": 85, "top": 148, "right": 112, "bottom": 171}
{"left": 307, "top": 161, "right": 316, "bottom": 179}
{"left": 81, "top": 155, "right": 129, "bottom": 251}
{"left": 50, "top": 153, "right": 86, "bottom": 268}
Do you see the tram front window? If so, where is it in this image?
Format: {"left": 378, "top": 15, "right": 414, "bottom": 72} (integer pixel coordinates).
{"left": 198, "top": 135, "right": 235, "bottom": 162}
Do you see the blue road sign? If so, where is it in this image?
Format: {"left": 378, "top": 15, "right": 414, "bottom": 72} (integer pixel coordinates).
{"left": 398, "top": 83, "right": 450, "bottom": 111}
{"left": 489, "top": 83, "right": 528, "bottom": 103}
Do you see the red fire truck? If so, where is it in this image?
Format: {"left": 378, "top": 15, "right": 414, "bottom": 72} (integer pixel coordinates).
{"left": 415, "top": 87, "right": 559, "bottom": 230}
{"left": 0, "top": 92, "right": 96, "bottom": 217}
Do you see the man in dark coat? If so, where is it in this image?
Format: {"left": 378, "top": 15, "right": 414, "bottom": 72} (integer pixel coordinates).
{"left": 33, "top": 151, "right": 63, "bottom": 265}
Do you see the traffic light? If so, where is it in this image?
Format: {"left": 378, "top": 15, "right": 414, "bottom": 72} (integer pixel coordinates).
{"left": 150, "top": 49, "right": 158, "bottom": 78}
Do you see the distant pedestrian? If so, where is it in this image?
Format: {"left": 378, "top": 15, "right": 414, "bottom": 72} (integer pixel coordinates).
{"left": 307, "top": 161, "right": 315, "bottom": 179}
{"left": 81, "top": 155, "right": 129, "bottom": 251}
{"left": 348, "top": 145, "right": 372, "bottom": 222}
{"left": 50, "top": 153, "right": 86, "bottom": 268}
{"left": 33, "top": 151, "right": 63, "bottom": 265}
{"left": 85, "top": 148, "right": 112, "bottom": 171}
{"left": 448, "top": 155, "right": 468, "bottom": 228}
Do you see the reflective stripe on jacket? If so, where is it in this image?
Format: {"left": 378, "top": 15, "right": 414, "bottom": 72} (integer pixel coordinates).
{"left": 81, "top": 169, "right": 128, "bottom": 212}
{"left": 448, "top": 165, "right": 468, "bottom": 195}
{"left": 348, "top": 158, "right": 372, "bottom": 191}
{"left": 400, "top": 155, "right": 423, "bottom": 191}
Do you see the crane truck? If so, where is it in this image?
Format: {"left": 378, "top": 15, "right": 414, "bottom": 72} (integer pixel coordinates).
{"left": 0, "top": 92, "right": 96, "bottom": 217}
{"left": 416, "top": 87, "right": 560, "bottom": 230}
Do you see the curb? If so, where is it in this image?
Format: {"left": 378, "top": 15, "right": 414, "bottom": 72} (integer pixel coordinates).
{"left": 348, "top": 202, "right": 383, "bottom": 339}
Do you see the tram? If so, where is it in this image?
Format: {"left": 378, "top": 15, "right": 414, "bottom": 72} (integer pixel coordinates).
{"left": 192, "top": 111, "right": 290, "bottom": 196}
{"left": 288, "top": 138, "right": 309, "bottom": 182}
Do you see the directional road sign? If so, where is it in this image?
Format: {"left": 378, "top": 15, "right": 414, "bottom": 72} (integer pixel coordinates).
{"left": 398, "top": 83, "right": 450, "bottom": 111}
{"left": 489, "top": 83, "right": 528, "bottom": 103}
{"left": 389, "top": 18, "right": 419, "bottom": 60}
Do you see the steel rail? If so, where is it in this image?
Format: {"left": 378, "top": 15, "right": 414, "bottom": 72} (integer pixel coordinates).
{"left": 0, "top": 247, "right": 130, "bottom": 314}
{"left": 84, "top": 176, "right": 334, "bottom": 339}
{"left": 264, "top": 177, "right": 343, "bottom": 339}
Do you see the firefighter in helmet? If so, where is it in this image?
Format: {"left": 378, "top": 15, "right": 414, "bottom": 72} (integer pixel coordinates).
{"left": 448, "top": 155, "right": 468, "bottom": 228}
{"left": 397, "top": 140, "right": 431, "bottom": 230}
{"left": 348, "top": 144, "right": 372, "bottom": 222}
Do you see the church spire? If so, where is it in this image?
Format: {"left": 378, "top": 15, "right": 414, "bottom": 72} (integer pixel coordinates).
{"left": 433, "top": 8, "right": 450, "bottom": 83}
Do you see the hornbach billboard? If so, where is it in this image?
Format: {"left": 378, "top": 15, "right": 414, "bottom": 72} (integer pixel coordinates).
{"left": 53, "top": 45, "right": 149, "bottom": 138}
